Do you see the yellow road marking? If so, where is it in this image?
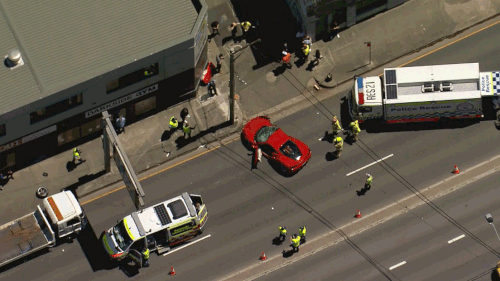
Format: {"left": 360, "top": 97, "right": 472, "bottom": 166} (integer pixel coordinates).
{"left": 83, "top": 19, "right": 500, "bottom": 206}
{"left": 81, "top": 135, "right": 241, "bottom": 205}
{"left": 378, "top": 19, "right": 500, "bottom": 76}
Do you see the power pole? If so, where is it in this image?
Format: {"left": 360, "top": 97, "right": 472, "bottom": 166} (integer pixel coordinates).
{"left": 229, "top": 39, "right": 261, "bottom": 125}
{"left": 229, "top": 49, "right": 235, "bottom": 125}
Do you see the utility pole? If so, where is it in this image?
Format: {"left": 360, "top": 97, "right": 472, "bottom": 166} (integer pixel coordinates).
{"left": 229, "top": 48, "right": 235, "bottom": 125}
{"left": 229, "top": 39, "right": 261, "bottom": 125}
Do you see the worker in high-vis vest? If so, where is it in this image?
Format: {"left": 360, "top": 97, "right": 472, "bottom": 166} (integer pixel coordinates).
{"left": 72, "top": 148, "right": 86, "bottom": 164}
{"left": 334, "top": 136, "right": 343, "bottom": 157}
{"left": 142, "top": 248, "right": 150, "bottom": 267}
{"left": 349, "top": 120, "right": 361, "bottom": 141}
{"left": 290, "top": 234, "right": 301, "bottom": 252}
{"left": 365, "top": 174, "right": 373, "bottom": 190}
{"left": 332, "top": 116, "right": 343, "bottom": 134}
{"left": 240, "top": 21, "right": 252, "bottom": 37}
{"left": 279, "top": 226, "right": 287, "bottom": 242}
{"left": 183, "top": 121, "right": 196, "bottom": 139}
{"left": 302, "top": 44, "right": 311, "bottom": 62}
{"left": 169, "top": 116, "right": 179, "bottom": 131}
{"left": 299, "top": 226, "right": 307, "bottom": 243}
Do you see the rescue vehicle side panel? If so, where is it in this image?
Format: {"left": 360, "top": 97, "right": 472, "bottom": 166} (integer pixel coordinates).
{"left": 383, "top": 98, "right": 483, "bottom": 121}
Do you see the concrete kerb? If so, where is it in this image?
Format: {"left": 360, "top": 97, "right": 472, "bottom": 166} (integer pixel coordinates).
{"left": 76, "top": 105, "right": 245, "bottom": 200}
{"left": 220, "top": 154, "right": 500, "bottom": 281}
{"left": 315, "top": 12, "right": 500, "bottom": 89}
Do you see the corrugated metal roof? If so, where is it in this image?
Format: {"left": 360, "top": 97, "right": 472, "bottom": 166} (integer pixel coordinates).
{"left": 0, "top": 0, "right": 199, "bottom": 115}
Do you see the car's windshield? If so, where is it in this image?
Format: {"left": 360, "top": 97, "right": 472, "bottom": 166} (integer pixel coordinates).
{"left": 255, "top": 126, "right": 278, "bottom": 143}
{"left": 113, "top": 220, "right": 133, "bottom": 251}
{"left": 280, "top": 140, "right": 301, "bottom": 160}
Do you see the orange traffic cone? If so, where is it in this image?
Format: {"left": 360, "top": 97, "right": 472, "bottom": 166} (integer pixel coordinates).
{"left": 169, "top": 266, "right": 176, "bottom": 276}
{"left": 355, "top": 209, "right": 362, "bottom": 218}
{"left": 453, "top": 165, "right": 460, "bottom": 174}
{"left": 260, "top": 252, "right": 267, "bottom": 261}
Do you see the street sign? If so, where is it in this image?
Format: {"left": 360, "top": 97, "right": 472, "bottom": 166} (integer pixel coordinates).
{"left": 102, "top": 112, "right": 145, "bottom": 210}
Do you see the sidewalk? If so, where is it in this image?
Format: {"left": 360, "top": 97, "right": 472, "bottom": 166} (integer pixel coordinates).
{"left": 0, "top": 37, "right": 243, "bottom": 216}
{"left": 311, "top": 0, "right": 500, "bottom": 88}
{"left": 2, "top": 0, "right": 500, "bottom": 216}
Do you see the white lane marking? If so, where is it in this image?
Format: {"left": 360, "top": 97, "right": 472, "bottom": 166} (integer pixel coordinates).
{"left": 346, "top": 154, "right": 394, "bottom": 176}
{"left": 220, "top": 154, "right": 500, "bottom": 281}
{"left": 389, "top": 261, "right": 407, "bottom": 270}
{"left": 162, "top": 234, "right": 211, "bottom": 256}
{"left": 447, "top": 234, "right": 465, "bottom": 244}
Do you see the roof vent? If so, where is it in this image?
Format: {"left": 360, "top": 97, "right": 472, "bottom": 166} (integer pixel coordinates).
{"left": 4, "top": 49, "right": 24, "bottom": 69}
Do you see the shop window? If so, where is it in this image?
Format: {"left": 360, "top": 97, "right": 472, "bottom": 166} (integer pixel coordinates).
{"left": 30, "top": 93, "right": 83, "bottom": 124}
{"left": 57, "top": 127, "right": 80, "bottom": 146}
{"left": 107, "top": 63, "right": 159, "bottom": 94}
{"left": 81, "top": 118, "right": 103, "bottom": 138}
{"left": 0, "top": 124, "right": 5, "bottom": 137}
{"left": 134, "top": 96, "right": 156, "bottom": 116}
{"left": 6, "top": 153, "right": 15, "bottom": 167}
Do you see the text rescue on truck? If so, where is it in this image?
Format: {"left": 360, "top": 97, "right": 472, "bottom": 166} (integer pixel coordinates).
{"left": 349, "top": 63, "right": 500, "bottom": 124}
{"left": 102, "top": 192, "right": 207, "bottom": 262}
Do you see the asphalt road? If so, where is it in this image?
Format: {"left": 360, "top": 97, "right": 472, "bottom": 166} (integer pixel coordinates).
{"left": 3, "top": 13, "right": 500, "bottom": 281}
{"left": 261, "top": 165, "right": 500, "bottom": 281}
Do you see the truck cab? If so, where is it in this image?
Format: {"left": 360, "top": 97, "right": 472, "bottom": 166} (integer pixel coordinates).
{"left": 349, "top": 76, "right": 384, "bottom": 123}
{"left": 42, "top": 191, "right": 86, "bottom": 238}
{"left": 102, "top": 192, "right": 208, "bottom": 260}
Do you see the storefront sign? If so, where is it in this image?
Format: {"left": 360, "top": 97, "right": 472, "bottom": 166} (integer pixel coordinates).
{"left": 0, "top": 125, "right": 57, "bottom": 153}
{"left": 85, "top": 84, "right": 158, "bottom": 118}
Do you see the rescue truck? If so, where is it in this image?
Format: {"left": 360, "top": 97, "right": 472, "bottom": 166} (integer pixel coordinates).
{"left": 0, "top": 191, "right": 86, "bottom": 267}
{"left": 102, "top": 192, "right": 208, "bottom": 261}
{"left": 349, "top": 63, "right": 500, "bottom": 124}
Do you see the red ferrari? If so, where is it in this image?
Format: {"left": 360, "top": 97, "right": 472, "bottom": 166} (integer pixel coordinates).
{"left": 242, "top": 116, "right": 311, "bottom": 174}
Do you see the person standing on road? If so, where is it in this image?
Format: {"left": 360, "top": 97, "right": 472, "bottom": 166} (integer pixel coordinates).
{"left": 0, "top": 169, "right": 14, "bottom": 180}
{"left": 330, "top": 20, "right": 340, "bottom": 40}
{"left": 279, "top": 226, "right": 287, "bottom": 242}
{"left": 252, "top": 147, "right": 262, "bottom": 169}
{"left": 349, "top": 120, "right": 360, "bottom": 141}
{"left": 365, "top": 174, "right": 373, "bottom": 190}
{"left": 332, "top": 116, "right": 343, "bottom": 135}
{"left": 180, "top": 108, "right": 190, "bottom": 124}
{"left": 211, "top": 21, "right": 220, "bottom": 36}
{"left": 230, "top": 22, "right": 238, "bottom": 40}
{"left": 290, "top": 234, "right": 301, "bottom": 252}
{"left": 299, "top": 226, "right": 306, "bottom": 243}
{"left": 216, "top": 54, "right": 224, "bottom": 73}
{"left": 183, "top": 121, "right": 196, "bottom": 139}
{"left": 115, "top": 115, "right": 126, "bottom": 134}
{"left": 302, "top": 44, "right": 311, "bottom": 62}
{"left": 72, "top": 148, "right": 86, "bottom": 164}
{"left": 240, "top": 21, "right": 252, "bottom": 38}
{"left": 169, "top": 116, "right": 179, "bottom": 132}
{"left": 334, "top": 136, "right": 343, "bottom": 158}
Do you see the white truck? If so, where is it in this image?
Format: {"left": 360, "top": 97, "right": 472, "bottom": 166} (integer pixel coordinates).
{"left": 349, "top": 63, "right": 500, "bottom": 124}
{"left": 0, "top": 191, "right": 86, "bottom": 267}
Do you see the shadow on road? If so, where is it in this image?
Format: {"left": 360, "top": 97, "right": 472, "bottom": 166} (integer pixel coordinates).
{"left": 77, "top": 222, "right": 117, "bottom": 272}
{"left": 282, "top": 249, "right": 296, "bottom": 258}
{"left": 175, "top": 120, "right": 233, "bottom": 149}
{"left": 272, "top": 237, "right": 284, "bottom": 246}
{"left": 64, "top": 170, "right": 107, "bottom": 199}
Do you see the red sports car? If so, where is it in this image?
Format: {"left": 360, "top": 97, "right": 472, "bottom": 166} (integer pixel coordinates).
{"left": 242, "top": 116, "right": 311, "bottom": 174}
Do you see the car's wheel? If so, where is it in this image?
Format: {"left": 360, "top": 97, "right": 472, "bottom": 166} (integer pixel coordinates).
{"left": 280, "top": 165, "right": 288, "bottom": 174}
{"left": 36, "top": 187, "right": 48, "bottom": 198}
